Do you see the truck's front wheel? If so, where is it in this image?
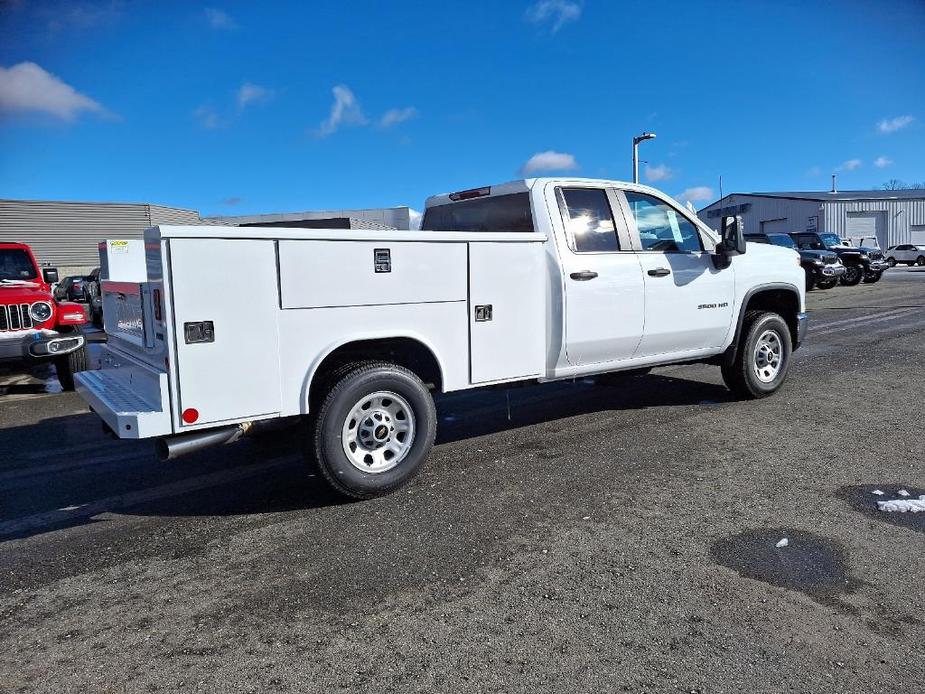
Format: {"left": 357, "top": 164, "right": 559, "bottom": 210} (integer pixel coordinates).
{"left": 55, "top": 345, "right": 88, "bottom": 392}
{"left": 310, "top": 362, "right": 436, "bottom": 499}
{"left": 721, "top": 311, "right": 792, "bottom": 399}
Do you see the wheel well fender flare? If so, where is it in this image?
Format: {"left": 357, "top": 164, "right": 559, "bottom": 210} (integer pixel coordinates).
{"left": 727, "top": 283, "right": 801, "bottom": 360}
{"left": 301, "top": 332, "right": 447, "bottom": 414}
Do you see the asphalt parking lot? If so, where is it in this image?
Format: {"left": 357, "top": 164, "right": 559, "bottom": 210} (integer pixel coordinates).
{"left": 2, "top": 268, "right": 923, "bottom": 693}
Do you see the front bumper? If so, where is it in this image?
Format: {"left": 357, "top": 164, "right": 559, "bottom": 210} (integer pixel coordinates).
{"left": 0, "top": 329, "right": 85, "bottom": 363}
{"left": 866, "top": 260, "right": 889, "bottom": 273}
{"left": 795, "top": 312, "right": 809, "bottom": 349}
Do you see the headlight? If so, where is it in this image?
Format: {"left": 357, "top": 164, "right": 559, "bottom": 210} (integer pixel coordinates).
{"left": 813, "top": 259, "right": 824, "bottom": 265}
{"left": 859, "top": 254, "right": 869, "bottom": 260}
{"left": 30, "top": 301, "right": 53, "bottom": 322}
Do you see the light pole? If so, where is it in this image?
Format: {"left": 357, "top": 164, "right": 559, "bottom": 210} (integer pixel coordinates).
{"left": 632, "top": 132, "right": 656, "bottom": 184}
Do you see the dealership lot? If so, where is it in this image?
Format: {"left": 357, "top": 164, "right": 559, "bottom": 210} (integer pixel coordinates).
{"left": 2, "top": 269, "right": 924, "bottom": 693}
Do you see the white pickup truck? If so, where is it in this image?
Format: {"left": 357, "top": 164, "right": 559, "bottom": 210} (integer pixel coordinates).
{"left": 77, "top": 178, "right": 807, "bottom": 498}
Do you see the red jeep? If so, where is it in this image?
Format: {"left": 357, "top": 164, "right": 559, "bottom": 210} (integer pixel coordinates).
{"left": 0, "top": 242, "right": 89, "bottom": 390}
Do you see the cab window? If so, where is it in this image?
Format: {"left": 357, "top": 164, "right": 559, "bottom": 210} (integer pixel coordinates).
{"left": 624, "top": 192, "right": 702, "bottom": 252}
{"left": 558, "top": 188, "right": 620, "bottom": 253}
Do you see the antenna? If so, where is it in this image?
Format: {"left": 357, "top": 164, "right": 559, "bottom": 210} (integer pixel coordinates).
{"left": 719, "top": 175, "right": 724, "bottom": 200}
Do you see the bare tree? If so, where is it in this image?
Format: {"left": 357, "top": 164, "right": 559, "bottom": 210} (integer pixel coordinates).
{"left": 881, "top": 179, "right": 925, "bottom": 190}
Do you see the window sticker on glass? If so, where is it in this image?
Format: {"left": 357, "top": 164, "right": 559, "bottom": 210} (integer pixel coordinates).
{"left": 559, "top": 188, "right": 619, "bottom": 253}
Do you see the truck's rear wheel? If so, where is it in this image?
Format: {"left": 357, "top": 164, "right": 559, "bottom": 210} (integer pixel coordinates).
{"left": 310, "top": 361, "right": 436, "bottom": 499}
{"left": 55, "top": 345, "right": 88, "bottom": 392}
{"left": 721, "top": 311, "right": 792, "bottom": 399}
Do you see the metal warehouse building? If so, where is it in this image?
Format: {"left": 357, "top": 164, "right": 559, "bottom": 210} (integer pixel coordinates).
{"left": 698, "top": 189, "right": 925, "bottom": 249}
{"left": 0, "top": 199, "right": 205, "bottom": 276}
{"left": 0, "top": 200, "right": 414, "bottom": 277}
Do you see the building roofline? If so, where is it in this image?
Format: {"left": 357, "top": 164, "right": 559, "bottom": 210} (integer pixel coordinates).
{"left": 0, "top": 198, "right": 200, "bottom": 213}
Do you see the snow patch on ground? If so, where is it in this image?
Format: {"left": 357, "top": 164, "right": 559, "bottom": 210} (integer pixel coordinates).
{"left": 877, "top": 495, "right": 925, "bottom": 513}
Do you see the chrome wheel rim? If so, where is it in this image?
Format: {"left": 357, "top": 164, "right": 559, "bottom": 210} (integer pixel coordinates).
{"left": 753, "top": 329, "right": 783, "bottom": 383}
{"left": 341, "top": 391, "right": 415, "bottom": 474}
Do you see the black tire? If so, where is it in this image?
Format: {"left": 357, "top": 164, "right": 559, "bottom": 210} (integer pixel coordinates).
{"left": 816, "top": 277, "right": 838, "bottom": 290}
{"left": 804, "top": 269, "right": 816, "bottom": 292}
{"left": 310, "top": 361, "right": 436, "bottom": 499}
{"left": 887, "top": 257, "right": 896, "bottom": 267}
{"left": 55, "top": 345, "right": 89, "bottom": 391}
{"left": 862, "top": 271, "right": 882, "bottom": 284}
{"left": 721, "top": 311, "right": 792, "bottom": 399}
{"left": 839, "top": 264, "right": 864, "bottom": 286}
{"left": 917, "top": 256, "right": 925, "bottom": 267}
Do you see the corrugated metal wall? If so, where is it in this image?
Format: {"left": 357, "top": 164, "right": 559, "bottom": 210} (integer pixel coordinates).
{"left": 0, "top": 200, "right": 203, "bottom": 274}
{"left": 698, "top": 195, "right": 823, "bottom": 236}
{"left": 822, "top": 198, "right": 925, "bottom": 246}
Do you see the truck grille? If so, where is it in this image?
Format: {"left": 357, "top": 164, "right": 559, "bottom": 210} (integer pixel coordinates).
{"left": 0, "top": 304, "right": 34, "bottom": 332}
{"left": 868, "top": 251, "right": 883, "bottom": 260}
{"left": 823, "top": 255, "right": 837, "bottom": 264}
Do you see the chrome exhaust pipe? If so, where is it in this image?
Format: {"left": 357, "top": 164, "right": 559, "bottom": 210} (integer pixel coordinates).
{"left": 156, "top": 421, "right": 253, "bottom": 461}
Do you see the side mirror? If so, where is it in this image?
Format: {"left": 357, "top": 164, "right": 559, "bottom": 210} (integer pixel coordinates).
{"left": 719, "top": 215, "right": 747, "bottom": 256}
{"left": 42, "top": 267, "right": 59, "bottom": 284}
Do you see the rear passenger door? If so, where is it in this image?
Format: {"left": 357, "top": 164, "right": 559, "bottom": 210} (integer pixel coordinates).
{"left": 550, "top": 184, "right": 646, "bottom": 366}
{"left": 618, "top": 190, "right": 734, "bottom": 356}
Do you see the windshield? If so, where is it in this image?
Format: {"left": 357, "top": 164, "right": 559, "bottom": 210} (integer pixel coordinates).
{"left": 422, "top": 192, "right": 534, "bottom": 232}
{"left": 0, "top": 249, "right": 38, "bottom": 281}
{"left": 819, "top": 233, "right": 843, "bottom": 248}
{"left": 767, "top": 234, "right": 797, "bottom": 249}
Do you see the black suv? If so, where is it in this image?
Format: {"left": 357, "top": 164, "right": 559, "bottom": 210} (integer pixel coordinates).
{"left": 789, "top": 232, "right": 889, "bottom": 286}
{"left": 745, "top": 232, "right": 844, "bottom": 291}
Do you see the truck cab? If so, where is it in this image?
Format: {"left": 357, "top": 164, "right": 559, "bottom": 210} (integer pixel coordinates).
{"left": 0, "top": 242, "right": 89, "bottom": 389}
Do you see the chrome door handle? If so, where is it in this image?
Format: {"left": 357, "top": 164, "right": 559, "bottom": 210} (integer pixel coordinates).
{"left": 569, "top": 271, "right": 598, "bottom": 281}
{"left": 647, "top": 267, "right": 671, "bottom": 277}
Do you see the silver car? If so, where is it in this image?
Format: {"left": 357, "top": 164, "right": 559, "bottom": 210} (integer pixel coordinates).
{"left": 885, "top": 244, "right": 925, "bottom": 266}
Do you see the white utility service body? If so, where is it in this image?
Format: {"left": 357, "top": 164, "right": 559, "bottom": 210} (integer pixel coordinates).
{"left": 76, "top": 178, "right": 807, "bottom": 497}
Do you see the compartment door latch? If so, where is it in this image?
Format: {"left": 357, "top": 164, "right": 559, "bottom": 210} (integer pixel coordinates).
{"left": 474, "top": 305, "right": 493, "bottom": 322}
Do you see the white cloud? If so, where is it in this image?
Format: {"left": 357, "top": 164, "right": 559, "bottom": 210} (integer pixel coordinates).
{"left": 675, "top": 186, "right": 714, "bottom": 204}
{"left": 379, "top": 106, "right": 417, "bottom": 128}
{"left": 316, "top": 85, "right": 368, "bottom": 137}
{"left": 237, "top": 82, "right": 272, "bottom": 109}
{"left": 520, "top": 150, "right": 579, "bottom": 175}
{"left": 204, "top": 8, "right": 236, "bottom": 30}
{"left": 645, "top": 164, "right": 673, "bottom": 182}
{"left": 194, "top": 105, "right": 220, "bottom": 129}
{"left": 837, "top": 159, "right": 862, "bottom": 171}
{"left": 0, "top": 61, "right": 109, "bottom": 121}
{"left": 525, "top": 0, "right": 581, "bottom": 33}
{"left": 877, "top": 115, "right": 914, "bottom": 134}
{"left": 874, "top": 156, "right": 893, "bottom": 169}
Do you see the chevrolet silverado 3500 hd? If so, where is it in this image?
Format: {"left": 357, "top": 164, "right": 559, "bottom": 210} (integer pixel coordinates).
{"left": 76, "top": 178, "right": 807, "bottom": 498}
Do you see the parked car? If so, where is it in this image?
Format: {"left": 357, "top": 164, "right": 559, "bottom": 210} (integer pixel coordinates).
{"left": 0, "top": 242, "right": 89, "bottom": 390}
{"left": 789, "top": 232, "right": 889, "bottom": 286}
{"left": 76, "top": 178, "right": 807, "bottom": 500}
{"left": 745, "top": 232, "right": 845, "bottom": 291}
{"left": 885, "top": 244, "right": 925, "bottom": 267}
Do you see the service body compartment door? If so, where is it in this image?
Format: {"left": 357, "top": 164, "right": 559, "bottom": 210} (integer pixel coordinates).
{"left": 169, "top": 238, "right": 281, "bottom": 426}
{"left": 468, "top": 242, "right": 544, "bottom": 383}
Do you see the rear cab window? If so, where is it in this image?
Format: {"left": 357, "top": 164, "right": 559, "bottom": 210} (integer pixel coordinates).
{"left": 421, "top": 192, "right": 534, "bottom": 232}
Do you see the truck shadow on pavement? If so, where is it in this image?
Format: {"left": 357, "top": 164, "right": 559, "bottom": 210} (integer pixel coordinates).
{"left": 0, "top": 372, "right": 731, "bottom": 542}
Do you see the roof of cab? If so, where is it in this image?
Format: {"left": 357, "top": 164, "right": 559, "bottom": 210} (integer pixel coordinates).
{"left": 424, "top": 177, "right": 665, "bottom": 208}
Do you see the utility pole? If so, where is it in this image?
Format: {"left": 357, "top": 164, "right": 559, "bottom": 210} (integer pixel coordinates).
{"left": 632, "top": 132, "right": 656, "bottom": 183}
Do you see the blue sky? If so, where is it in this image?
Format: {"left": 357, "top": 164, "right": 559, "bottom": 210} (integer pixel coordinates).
{"left": 1, "top": 0, "right": 923, "bottom": 217}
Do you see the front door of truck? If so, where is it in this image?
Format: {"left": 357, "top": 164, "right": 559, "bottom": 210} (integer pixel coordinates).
{"left": 618, "top": 190, "right": 734, "bottom": 356}
{"left": 551, "top": 185, "right": 645, "bottom": 366}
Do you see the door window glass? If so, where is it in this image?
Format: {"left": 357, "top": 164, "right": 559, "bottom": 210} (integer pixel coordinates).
{"left": 559, "top": 188, "right": 620, "bottom": 252}
{"left": 624, "top": 192, "right": 702, "bottom": 252}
